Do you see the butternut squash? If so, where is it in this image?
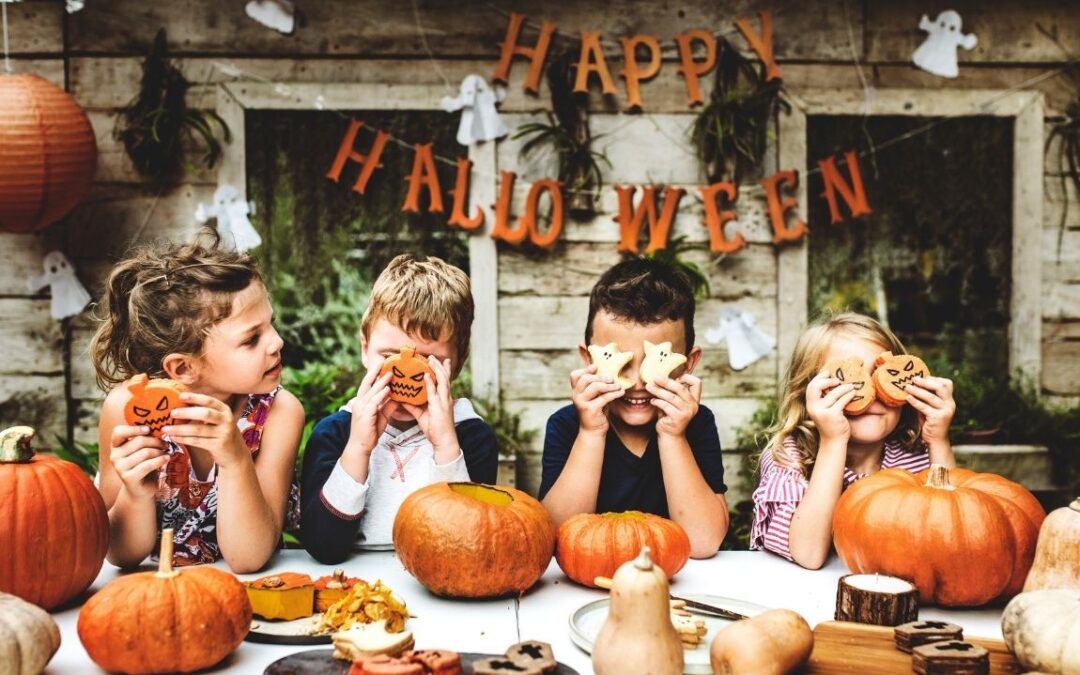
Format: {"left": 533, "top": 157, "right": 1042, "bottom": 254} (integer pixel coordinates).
{"left": 710, "top": 609, "right": 813, "bottom": 675}
{"left": 592, "top": 547, "right": 683, "bottom": 675}
{"left": 1024, "top": 498, "right": 1080, "bottom": 592}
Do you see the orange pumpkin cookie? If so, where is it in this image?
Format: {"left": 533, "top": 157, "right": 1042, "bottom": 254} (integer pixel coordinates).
{"left": 821, "top": 356, "right": 875, "bottom": 415}
{"left": 123, "top": 374, "right": 188, "bottom": 437}
{"left": 379, "top": 345, "right": 434, "bottom": 406}
{"left": 244, "top": 572, "right": 315, "bottom": 620}
{"left": 871, "top": 351, "right": 930, "bottom": 407}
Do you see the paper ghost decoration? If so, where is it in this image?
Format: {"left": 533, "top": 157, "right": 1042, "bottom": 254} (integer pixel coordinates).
{"left": 27, "top": 251, "right": 91, "bottom": 320}
{"left": 913, "top": 10, "right": 977, "bottom": 78}
{"left": 245, "top": 0, "right": 295, "bottom": 35}
{"left": 65, "top": 0, "right": 85, "bottom": 13}
{"left": 705, "top": 308, "right": 776, "bottom": 371}
{"left": 440, "top": 74, "right": 509, "bottom": 146}
{"left": 195, "top": 184, "right": 262, "bottom": 252}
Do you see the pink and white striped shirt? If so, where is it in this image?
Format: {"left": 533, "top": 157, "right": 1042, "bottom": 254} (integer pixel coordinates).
{"left": 750, "top": 436, "right": 930, "bottom": 561}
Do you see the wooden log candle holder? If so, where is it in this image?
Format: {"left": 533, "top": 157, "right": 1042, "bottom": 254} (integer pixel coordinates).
{"left": 835, "top": 574, "right": 919, "bottom": 626}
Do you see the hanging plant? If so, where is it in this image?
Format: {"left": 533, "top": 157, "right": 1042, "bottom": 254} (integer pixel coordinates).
{"left": 114, "top": 29, "right": 230, "bottom": 185}
{"left": 691, "top": 37, "right": 788, "bottom": 185}
{"left": 1045, "top": 84, "right": 1080, "bottom": 261}
{"left": 642, "top": 235, "right": 712, "bottom": 300}
{"left": 514, "top": 51, "right": 610, "bottom": 220}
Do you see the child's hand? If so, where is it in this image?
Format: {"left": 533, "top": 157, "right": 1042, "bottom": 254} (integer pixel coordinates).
{"left": 165, "top": 393, "right": 249, "bottom": 470}
{"left": 905, "top": 375, "right": 956, "bottom": 450}
{"left": 570, "top": 364, "right": 624, "bottom": 435}
{"left": 648, "top": 374, "right": 701, "bottom": 438}
{"left": 109, "top": 424, "right": 168, "bottom": 500}
{"left": 807, "top": 371, "right": 857, "bottom": 443}
{"left": 402, "top": 356, "right": 459, "bottom": 456}
{"left": 345, "top": 368, "right": 394, "bottom": 457}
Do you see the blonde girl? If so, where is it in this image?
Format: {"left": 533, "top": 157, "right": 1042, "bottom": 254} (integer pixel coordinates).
{"left": 750, "top": 312, "right": 956, "bottom": 569}
{"left": 91, "top": 235, "right": 303, "bottom": 573}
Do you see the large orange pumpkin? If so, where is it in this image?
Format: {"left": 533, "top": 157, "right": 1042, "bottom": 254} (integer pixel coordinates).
{"left": 392, "top": 482, "right": 555, "bottom": 598}
{"left": 0, "top": 426, "right": 109, "bottom": 610}
{"left": 555, "top": 511, "right": 690, "bottom": 588}
{"left": 833, "top": 464, "right": 1045, "bottom": 607}
{"left": 78, "top": 530, "right": 252, "bottom": 674}
{"left": 0, "top": 74, "right": 97, "bottom": 233}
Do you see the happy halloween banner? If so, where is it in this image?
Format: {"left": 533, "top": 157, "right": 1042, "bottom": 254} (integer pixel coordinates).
{"left": 324, "top": 11, "right": 873, "bottom": 254}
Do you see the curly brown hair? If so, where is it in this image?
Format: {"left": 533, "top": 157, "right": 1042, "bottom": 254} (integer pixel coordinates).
{"left": 584, "top": 257, "right": 696, "bottom": 349}
{"left": 89, "top": 233, "right": 262, "bottom": 392}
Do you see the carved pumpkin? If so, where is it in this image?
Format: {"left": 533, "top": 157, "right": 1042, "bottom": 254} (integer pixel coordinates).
{"left": 379, "top": 345, "right": 433, "bottom": 405}
{"left": 78, "top": 529, "right": 252, "bottom": 674}
{"left": 555, "top": 511, "right": 690, "bottom": 587}
{"left": 123, "top": 373, "right": 189, "bottom": 437}
{"left": 0, "top": 591, "right": 61, "bottom": 675}
{"left": 0, "top": 426, "right": 109, "bottom": 610}
{"left": 871, "top": 351, "right": 929, "bottom": 407}
{"left": 833, "top": 465, "right": 1045, "bottom": 606}
{"left": 392, "top": 483, "right": 555, "bottom": 598}
{"left": 822, "top": 356, "right": 876, "bottom": 414}
{"left": 1023, "top": 497, "right": 1080, "bottom": 592}
{"left": 1001, "top": 589, "right": 1080, "bottom": 674}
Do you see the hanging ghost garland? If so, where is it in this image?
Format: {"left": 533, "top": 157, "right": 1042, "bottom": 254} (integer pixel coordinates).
{"left": 913, "top": 10, "right": 977, "bottom": 78}
{"left": 705, "top": 307, "right": 776, "bottom": 371}
{"left": 194, "top": 184, "right": 262, "bottom": 251}
{"left": 245, "top": 0, "right": 295, "bottom": 34}
{"left": 27, "top": 251, "right": 91, "bottom": 320}
{"left": 440, "top": 75, "right": 509, "bottom": 146}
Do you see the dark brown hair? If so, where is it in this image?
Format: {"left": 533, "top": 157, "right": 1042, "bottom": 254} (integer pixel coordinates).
{"left": 585, "top": 257, "right": 696, "bottom": 349}
{"left": 89, "top": 233, "right": 262, "bottom": 391}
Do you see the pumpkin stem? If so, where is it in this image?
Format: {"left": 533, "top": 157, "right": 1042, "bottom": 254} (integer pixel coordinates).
{"left": 633, "top": 546, "right": 654, "bottom": 571}
{"left": 0, "top": 426, "right": 36, "bottom": 463}
{"left": 156, "top": 528, "right": 179, "bottom": 579}
{"left": 923, "top": 464, "right": 956, "bottom": 491}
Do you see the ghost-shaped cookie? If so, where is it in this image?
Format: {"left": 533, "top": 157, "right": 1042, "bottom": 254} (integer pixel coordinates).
{"left": 440, "top": 74, "right": 509, "bottom": 146}
{"left": 912, "top": 10, "right": 977, "bottom": 79}
{"left": 639, "top": 340, "right": 687, "bottom": 385}
{"left": 587, "top": 343, "right": 634, "bottom": 390}
{"left": 195, "top": 184, "right": 262, "bottom": 252}
{"left": 27, "top": 251, "right": 91, "bottom": 320}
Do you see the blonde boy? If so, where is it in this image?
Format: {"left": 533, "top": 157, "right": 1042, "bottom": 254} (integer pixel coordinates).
{"left": 301, "top": 254, "right": 498, "bottom": 563}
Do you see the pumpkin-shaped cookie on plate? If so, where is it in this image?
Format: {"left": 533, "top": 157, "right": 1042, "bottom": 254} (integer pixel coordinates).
{"left": 821, "top": 356, "right": 875, "bottom": 414}
{"left": 871, "top": 351, "right": 929, "bottom": 407}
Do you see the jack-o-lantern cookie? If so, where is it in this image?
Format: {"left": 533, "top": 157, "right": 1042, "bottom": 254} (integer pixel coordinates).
{"left": 587, "top": 343, "right": 634, "bottom": 390}
{"left": 379, "top": 345, "right": 434, "bottom": 406}
{"left": 872, "top": 351, "right": 930, "bottom": 407}
{"left": 124, "top": 374, "right": 188, "bottom": 437}
{"left": 639, "top": 340, "right": 687, "bottom": 386}
{"left": 821, "top": 356, "right": 875, "bottom": 415}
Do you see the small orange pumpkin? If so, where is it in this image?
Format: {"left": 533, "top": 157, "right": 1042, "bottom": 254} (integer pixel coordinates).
{"left": 78, "top": 529, "right": 252, "bottom": 674}
{"left": 393, "top": 483, "right": 555, "bottom": 598}
{"left": 379, "top": 345, "right": 433, "bottom": 405}
{"left": 555, "top": 511, "right": 690, "bottom": 588}
{"left": 0, "top": 426, "right": 109, "bottom": 610}
{"left": 871, "top": 351, "right": 929, "bottom": 407}
{"left": 123, "top": 373, "right": 188, "bottom": 437}
{"left": 833, "top": 464, "right": 1045, "bottom": 606}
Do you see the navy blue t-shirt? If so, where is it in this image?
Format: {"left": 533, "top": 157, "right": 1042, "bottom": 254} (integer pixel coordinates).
{"left": 538, "top": 404, "right": 727, "bottom": 517}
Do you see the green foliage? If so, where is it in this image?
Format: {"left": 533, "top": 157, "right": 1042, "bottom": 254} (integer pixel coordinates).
{"left": 642, "top": 235, "right": 712, "bottom": 300}
{"left": 51, "top": 436, "right": 99, "bottom": 477}
{"left": 115, "top": 29, "right": 230, "bottom": 184}
{"left": 721, "top": 399, "right": 779, "bottom": 551}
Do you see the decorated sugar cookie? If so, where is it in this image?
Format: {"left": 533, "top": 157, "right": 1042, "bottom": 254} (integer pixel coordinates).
{"left": 871, "top": 351, "right": 930, "bottom": 407}
{"left": 822, "top": 356, "right": 876, "bottom": 414}
{"left": 587, "top": 343, "right": 634, "bottom": 390}
{"left": 639, "top": 340, "right": 687, "bottom": 385}
{"left": 123, "top": 374, "right": 188, "bottom": 437}
{"left": 379, "top": 345, "right": 434, "bottom": 406}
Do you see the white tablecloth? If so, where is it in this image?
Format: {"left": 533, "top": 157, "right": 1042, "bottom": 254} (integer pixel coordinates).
{"left": 48, "top": 550, "right": 1006, "bottom": 674}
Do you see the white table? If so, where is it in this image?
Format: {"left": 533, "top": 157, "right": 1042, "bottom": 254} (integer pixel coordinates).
{"left": 48, "top": 550, "right": 1006, "bottom": 674}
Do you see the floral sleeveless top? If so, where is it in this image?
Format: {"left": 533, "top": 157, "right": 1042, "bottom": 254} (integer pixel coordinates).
{"left": 155, "top": 386, "right": 301, "bottom": 565}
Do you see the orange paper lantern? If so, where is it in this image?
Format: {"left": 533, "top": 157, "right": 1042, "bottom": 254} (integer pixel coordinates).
{"left": 0, "top": 74, "right": 97, "bottom": 233}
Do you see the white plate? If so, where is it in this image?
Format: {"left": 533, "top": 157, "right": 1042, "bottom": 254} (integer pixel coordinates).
{"left": 568, "top": 594, "right": 768, "bottom": 675}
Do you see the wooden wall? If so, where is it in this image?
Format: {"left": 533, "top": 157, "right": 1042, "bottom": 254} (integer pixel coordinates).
{"left": 2, "top": 0, "right": 1077, "bottom": 498}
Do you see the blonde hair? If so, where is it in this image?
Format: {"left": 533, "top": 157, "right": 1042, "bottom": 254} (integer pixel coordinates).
{"left": 90, "top": 233, "right": 262, "bottom": 392}
{"left": 764, "top": 312, "right": 921, "bottom": 470}
{"left": 360, "top": 254, "right": 474, "bottom": 371}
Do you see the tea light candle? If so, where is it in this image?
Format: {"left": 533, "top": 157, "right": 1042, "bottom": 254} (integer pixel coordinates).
{"left": 836, "top": 573, "right": 920, "bottom": 626}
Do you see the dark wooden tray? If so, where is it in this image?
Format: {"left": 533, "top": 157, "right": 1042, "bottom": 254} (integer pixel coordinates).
{"left": 264, "top": 649, "right": 580, "bottom": 674}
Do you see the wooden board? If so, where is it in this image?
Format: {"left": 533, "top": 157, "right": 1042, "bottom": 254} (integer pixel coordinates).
{"left": 263, "top": 649, "right": 579, "bottom": 675}
{"left": 806, "top": 621, "right": 1020, "bottom": 675}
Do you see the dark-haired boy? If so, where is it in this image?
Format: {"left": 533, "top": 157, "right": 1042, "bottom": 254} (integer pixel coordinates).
{"left": 539, "top": 258, "right": 729, "bottom": 557}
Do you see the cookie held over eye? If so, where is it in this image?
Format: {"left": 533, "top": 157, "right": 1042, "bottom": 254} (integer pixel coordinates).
{"left": 379, "top": 345, "right": 434, "bottom": 406}
{"left": 639, "top": 340, "right": 687, "bottom": 386}
{"left": 123, "top": 374, "right": 189, "bottom": 437}
{"left": 587, "top": 343, "right": 635, "bottom": 390}
{"left": 821, "top": 356, "right": 875, "bottom": 415}
{"left": 872, "top": 351, "right": 930, "bottom": 407}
